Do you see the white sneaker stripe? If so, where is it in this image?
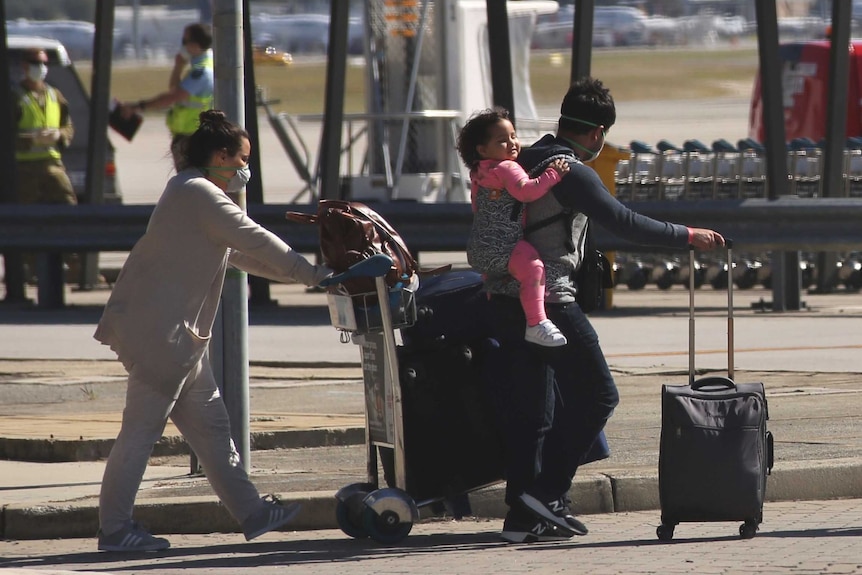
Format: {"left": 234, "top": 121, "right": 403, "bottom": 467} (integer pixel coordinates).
{"left": 120, "top": 533, "right": 141, "bottom": 547}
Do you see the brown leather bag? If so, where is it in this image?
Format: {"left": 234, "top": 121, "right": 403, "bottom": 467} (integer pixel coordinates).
{"left": 286, "top": 200, "right": 419, "bottom": 295}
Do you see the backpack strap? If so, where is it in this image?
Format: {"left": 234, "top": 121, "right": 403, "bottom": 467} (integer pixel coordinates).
{"left": 522, "top": 151, "right": 579, "bottom": 251}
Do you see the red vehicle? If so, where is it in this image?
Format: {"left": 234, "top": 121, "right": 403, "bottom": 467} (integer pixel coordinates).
{"left": 749, "top": 40, "right": 862, "bottom": 143}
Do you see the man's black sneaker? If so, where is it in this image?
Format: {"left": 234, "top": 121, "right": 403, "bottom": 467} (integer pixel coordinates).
{"left": 500, "top": 506, "right": 574, "bottom": 543}
{"left": 519, "top": 492, "right": 589, "bottom": 536}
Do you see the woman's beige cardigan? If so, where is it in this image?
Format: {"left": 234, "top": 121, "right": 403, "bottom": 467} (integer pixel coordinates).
{"left": 94, "top": 169, "right": 330, "bottom": 392}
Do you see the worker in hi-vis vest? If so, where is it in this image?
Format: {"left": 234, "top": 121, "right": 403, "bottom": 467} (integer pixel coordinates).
{"left": 14, "top": 47, "right": 76, "bottom": 206}
{"left": 13, "top": 46, "right": 78, "bottom": 286}
{"left": 121, "top": 23, "right": 214, "bottom": 171}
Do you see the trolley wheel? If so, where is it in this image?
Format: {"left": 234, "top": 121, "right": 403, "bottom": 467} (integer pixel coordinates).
{"left": 739, "top": 521, "right": 758, "bottom": 539}
{"left": 335, "top": 492, "right": 370, "bottom": 539}
{"left": 626, "top": 269, "right": 649, "bottom": 290}
{"left": 362, "top": 504, "right": 413, "bottom": 544}
{"left": 656, "top": 523, "right": 674, "bottom": 541}
{"left": 656, "top": 272, "right": 675, "bottom": 290}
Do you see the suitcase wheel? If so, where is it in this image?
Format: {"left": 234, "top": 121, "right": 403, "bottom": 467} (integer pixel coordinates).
{"left": 739, "top": 520, "right": 758, "bottom": 539}
{"left": 656, "top": 523, "right": 675, "bottom": 541}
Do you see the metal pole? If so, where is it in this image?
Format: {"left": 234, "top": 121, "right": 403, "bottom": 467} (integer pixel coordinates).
{"left": 486, "top": 0, "right": 515, "bottom": 121}
{"left": 319, "top": 0, "right": 350, "bottom": 201}
{"left": 132, "top": 0, "right": 141, "bottom": 59}
{"left": 242, "top": 0, "right": 274, "bottom": 306}
{"left": 815, "top": 0, "right": 852, "bottom": 294}
{"left": 212, "top": 0, "right": 251, "bottom": 471}
{"left": 754, "top": 0, "right": 797, "bottom": 312}
{"left": 393, "top": 0, "right": 431, "bottom": 198}
{"left": 0, "top": 0, "right": 27, "bottom": 304}
{"left": 80, "top": 0, "right": 116, "bottom": 292}
{"left": 570, "top": 0, "right": 594, "bottom": 81}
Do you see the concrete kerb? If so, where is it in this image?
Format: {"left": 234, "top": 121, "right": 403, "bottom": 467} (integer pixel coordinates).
{"left": 4, "top": 459, "right": 862, "bottom": 540}
{"left": 0, "top": 427, "right": 365, "bottom": 463}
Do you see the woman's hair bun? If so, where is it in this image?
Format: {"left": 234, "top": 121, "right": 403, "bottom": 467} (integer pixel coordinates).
{"left": 199, "top": 109, "right": 227, "bottom": 126}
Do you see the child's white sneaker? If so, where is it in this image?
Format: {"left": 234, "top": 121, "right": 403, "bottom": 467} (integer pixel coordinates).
{"left": 525, "top": 320, "right": 567, "bottom": 347}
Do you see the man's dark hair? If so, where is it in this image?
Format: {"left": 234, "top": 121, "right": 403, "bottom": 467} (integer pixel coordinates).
{"left": 456, "top": 107, "right": 511, "bottom": 170}
{"left": 559, "top": 77, "right": 616, "bottom": 134}
{"left": 185, "top": 23, "right": 213, "bottom": 51}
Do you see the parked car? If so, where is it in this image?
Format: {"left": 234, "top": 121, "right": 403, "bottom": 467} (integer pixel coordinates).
{"left": 593, "top": 6, "right": 649, "bottom": 46}
{"left": 532, "top": 20, "right": 615, "bottom": 49}
{"left": 251, "top": 13, "right": 365, "bottom": 56}
{"left": 6, "top": 35, "right": 122, "bottom": 204}
{"left": 532, "top": 5, "right": 651, "bottom": 49}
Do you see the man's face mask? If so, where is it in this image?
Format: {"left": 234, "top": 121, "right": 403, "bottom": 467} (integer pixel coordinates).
{"left": 27, "top": 63, "right": 48, "bottom": 83}
{"left": 560, "top": 114, "right": 607, "bottom": 162}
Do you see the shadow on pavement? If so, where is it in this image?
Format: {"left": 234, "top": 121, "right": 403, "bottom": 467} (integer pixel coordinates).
{"left": 0, "top": 530, "right": 508, "bottom": 570}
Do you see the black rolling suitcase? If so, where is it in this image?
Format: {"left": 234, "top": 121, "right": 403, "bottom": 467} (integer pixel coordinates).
{"left": 388, "top": 339, "right": 506, "bottom": 504}
{"left": 385, "top": 270, "right": 610, "bottom": 504}
{"left": 400, "top": 269, "right": 490, "bottom": 348}
{"left": 657, "top": 243, "right": 774, "bottom": 541}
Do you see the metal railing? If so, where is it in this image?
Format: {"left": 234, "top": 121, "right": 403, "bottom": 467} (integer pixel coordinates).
{"left": 3, "top": 197, "right": 862, "bottom": 307}
{"left": 3, "top": 197, "right": 862, "bottom": 254}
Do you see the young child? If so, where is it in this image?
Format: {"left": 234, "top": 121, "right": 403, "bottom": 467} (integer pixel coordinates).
{"left": 458, "top": 108, "right": 569, "bottom": 347}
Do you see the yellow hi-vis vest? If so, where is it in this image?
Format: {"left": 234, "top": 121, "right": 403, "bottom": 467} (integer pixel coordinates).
{"left": 166, "top": 54, "right": 214, "bottom": 136}
{"left": 16, "top": 86, "right": 62, "bottom": 161}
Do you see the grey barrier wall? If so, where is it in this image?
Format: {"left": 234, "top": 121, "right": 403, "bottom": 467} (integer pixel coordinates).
{"left": 2, "top": 198, "right": 862, "bottom": 255}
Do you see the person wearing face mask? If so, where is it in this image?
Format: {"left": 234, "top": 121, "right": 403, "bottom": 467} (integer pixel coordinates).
{"left": 93, "top": 110, "right": 332, "bottom": 552}
{"left": 13, "top": 47, "right": 76, "bottom": 206}
{"left": 12, "top": 47, "right": 78, "bottom": 289}
{"left": 120, "top": 23, "right": 214, "bottom": 170}
{"left": 478, "top": 77, "right": 726, "bottom": 543}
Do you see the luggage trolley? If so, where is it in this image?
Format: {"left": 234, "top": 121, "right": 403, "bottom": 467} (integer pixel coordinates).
{"left": 321, "top": 254, "right": 422, "bottom": 544}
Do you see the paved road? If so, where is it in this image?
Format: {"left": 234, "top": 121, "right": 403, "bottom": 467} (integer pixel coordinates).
{"left": 0, "top": 499, "right": 860, "bottom": 575}
{"left": 1, "top": 282, "right": 860, "bottom": 373}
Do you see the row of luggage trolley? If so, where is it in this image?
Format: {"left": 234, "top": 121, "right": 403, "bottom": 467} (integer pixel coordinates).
{"left": 615, "top": 137, "right": 862, "bottom": 202}
{"left": 612, "top": 251, "right": 862, "bottom": 293}
{"left": 613, "top": 137, "right": 862, "bottom": 294}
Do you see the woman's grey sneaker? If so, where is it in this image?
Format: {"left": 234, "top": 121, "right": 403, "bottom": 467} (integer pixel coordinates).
{"left": 519, "top": 492, "right": 588, "bottom": 536}
{"left": 525, "top": 319, "right": 568, "bottom": 347}
{"left": 242, "top": 494, "right": 302, "bottom": 541}
{"left": 97, "top": 521, "right": 170, "bottom": 552}
{"left": 500, "top": 506, "right": 574, "bottom": 543}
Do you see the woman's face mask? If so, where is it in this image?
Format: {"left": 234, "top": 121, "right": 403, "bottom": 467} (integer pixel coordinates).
{"left": 206, "top": 164, "right": 252, "bottom": 193}
{"left": 226, "top": 165, "right": 252, "bottom": 193}
{"left": 27, "top": 63, "right": 48, "bottom": 83}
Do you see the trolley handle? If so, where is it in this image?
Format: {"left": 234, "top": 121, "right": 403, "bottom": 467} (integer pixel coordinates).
{"left": 319, "top": 253, "right": 393, "bottom": 288}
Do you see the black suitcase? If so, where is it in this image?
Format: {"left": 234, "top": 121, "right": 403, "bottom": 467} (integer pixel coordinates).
{"left": 380, "top": 339, "right": 506, "bottom": 505}
{"left": 387, "top": 270, "right": 611, "bottom": 505}
{"left": 400, "top": 269, "right": 491, "bottom": 348}
{"left": 385, "top": 339, "right": 612, "bottom": 504}
{"left": 657, "top": 243, "right": 774, "bottom": 540}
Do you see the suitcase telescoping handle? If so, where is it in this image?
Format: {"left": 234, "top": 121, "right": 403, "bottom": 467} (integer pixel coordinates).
{"left": 688, "top": 240, "right": 734, "bottom": 386}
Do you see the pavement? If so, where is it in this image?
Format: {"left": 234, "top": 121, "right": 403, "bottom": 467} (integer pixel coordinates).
{"left": 0, "top": 277, "right": 861, "bottom": 547}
